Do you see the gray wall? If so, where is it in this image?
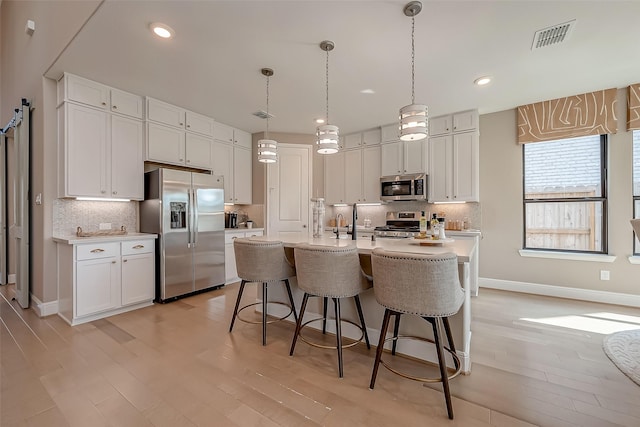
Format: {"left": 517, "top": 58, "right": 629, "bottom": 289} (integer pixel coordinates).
{"left": 479, "top": 88, "right": 639, "bottom": 295}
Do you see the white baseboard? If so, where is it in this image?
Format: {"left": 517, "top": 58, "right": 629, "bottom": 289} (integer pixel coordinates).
{"left": 30, "top": 294, "right": 59, "bottom": 317}
{"left": 479, "top": 278, "right": 640, "bottom": 308}
{"left": 8, "top": 273, "right": 16, "bottom": 284}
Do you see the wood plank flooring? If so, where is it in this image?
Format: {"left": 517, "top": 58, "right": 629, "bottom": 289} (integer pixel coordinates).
{"left": 2, "top": 284, "right": 639, "bottom": 426}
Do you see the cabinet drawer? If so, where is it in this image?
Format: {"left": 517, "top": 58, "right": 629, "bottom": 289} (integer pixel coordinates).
{"left": 77, "top": 242, "right": 120, "bottom": 260}
{"left": 225, "top": 232, "right": 245, "bottom": 244}
{"left": 122, "top": 239, "right": 155, "bottom": 255}
{"left": 246, "top": 231, "right": 263, "bottom": 238}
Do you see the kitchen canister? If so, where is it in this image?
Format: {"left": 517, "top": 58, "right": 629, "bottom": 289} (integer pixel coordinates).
{"left": 311, "top": 198, "right": 325, "bottom": 238}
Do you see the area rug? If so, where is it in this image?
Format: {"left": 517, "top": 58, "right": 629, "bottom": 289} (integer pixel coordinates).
{"left": 603, "top": 329, "right": 640, "bottom": 386}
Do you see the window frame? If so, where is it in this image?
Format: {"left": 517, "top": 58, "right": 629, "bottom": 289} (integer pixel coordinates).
{"left": 522, "top": 134, "right": 608, "bottom": 254}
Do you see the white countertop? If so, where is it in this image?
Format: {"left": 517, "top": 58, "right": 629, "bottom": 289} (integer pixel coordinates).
{"left": 252, "top": 233, "right": 476, "bottom": 263}
{"left": 53, "top": 232, "right": 158, "bottom": 245}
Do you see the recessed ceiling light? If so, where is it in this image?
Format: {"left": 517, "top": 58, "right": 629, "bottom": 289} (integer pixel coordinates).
{"left": 360, "top": 89, "right": 375, "bottom": 94}
{"left": 474, "top": 76, "right": 491, "bottom": 86}
{"left": 150, "top": 22, "right": 174, "bottom": 39}
{"left": 315, "top": 118, "right": 325, "bottom": 124}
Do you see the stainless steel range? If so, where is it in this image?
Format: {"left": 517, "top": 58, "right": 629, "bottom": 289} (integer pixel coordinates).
{"left": 374, "top": 212, "right": 422, "bottom": 238}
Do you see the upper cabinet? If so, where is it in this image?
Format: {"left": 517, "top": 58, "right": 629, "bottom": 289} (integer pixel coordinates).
{"left": 324, "top": 151, "right": 346, "bottom": 205}
{"left": 342, "top": 128, "right": 381, "bottom": 150}
{"left": 214, "top": 122, "right": 251, "bottom": 148}
{"left": 380, "top": 139, "right": 427, "bottom": 176}
{"left": 345, "top": 145, "right": 381, "bottom": 204}
{"left": 212, "top": 123, "right": 252, "bottom": 204}
{"left": 428, "top": 110, "right": 479, "bottom": 202}
{"left": 57, "top": 73, "right": 144, "bottom": 200}
{"left": 429, "top": 110, "right": 478, "bottom": 136}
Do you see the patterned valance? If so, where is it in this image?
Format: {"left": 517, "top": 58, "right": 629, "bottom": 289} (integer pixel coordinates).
{"left": 517, "top": 88, "right": 618, "bottom": 144}
{"left": 628, "top": 83, "right": 640, "bottom": 130}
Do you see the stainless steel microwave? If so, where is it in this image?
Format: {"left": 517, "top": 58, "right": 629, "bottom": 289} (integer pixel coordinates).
{"left": 380, "top": 173, "right": 427, "bottom": 201}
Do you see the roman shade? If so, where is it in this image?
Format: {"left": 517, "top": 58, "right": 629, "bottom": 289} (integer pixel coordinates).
{"left": 517, "top": 88, "right": 618, "bottom": 144}
{"left": 628, "top": 83, "right": 640, "bottom": 130}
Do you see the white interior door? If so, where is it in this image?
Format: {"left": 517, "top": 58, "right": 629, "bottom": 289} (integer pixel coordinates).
{"left": 266, "top": 144, "right": 312, "bottom": 239}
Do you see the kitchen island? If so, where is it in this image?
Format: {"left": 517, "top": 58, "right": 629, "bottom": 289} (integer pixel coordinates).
{"left": 250, "top": 234, "right": 476, "bottom": 373}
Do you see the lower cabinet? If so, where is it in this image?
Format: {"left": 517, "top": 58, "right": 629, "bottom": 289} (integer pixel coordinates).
{"left": 57, "top": 237, "right": 155, "bottom": 325}
{"left": 225, "top": 229, "right": 264, "bottom": 284}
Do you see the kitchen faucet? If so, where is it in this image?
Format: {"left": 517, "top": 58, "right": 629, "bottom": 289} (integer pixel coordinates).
{"left": 351, "top": 203, "right": 357, "bottom": 240}
{"left": 335, "top": 213, "right": 344, "bottom": 238}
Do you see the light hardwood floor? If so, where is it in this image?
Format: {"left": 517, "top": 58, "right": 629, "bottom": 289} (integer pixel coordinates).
{"left": 2, "top": 284, "right": 639, "bottom": 426}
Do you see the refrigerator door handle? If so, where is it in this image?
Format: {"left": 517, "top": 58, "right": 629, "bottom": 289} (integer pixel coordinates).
{"left": 192, "top": 188, "right": 199, "bottom": 247}
{"left": 187, "top": 189, "right": 192, "bottom": 248}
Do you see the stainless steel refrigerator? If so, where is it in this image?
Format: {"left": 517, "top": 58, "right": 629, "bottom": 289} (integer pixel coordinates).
{"left": 140, "top": 168, "right": 225, "bottom": 302}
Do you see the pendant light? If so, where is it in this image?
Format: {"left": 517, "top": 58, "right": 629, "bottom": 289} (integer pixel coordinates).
{"left": 257, "top": 68, "right": 277, "bottom": 163}
{"left": 316, "top": 40, "right": 339, "bottom": 154}
{"left": 399, "top": 1, "right": 428, "bottom": 141}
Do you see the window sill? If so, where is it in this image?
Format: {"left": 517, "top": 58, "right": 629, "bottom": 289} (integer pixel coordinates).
{"left": 628, "top": 256, "right": 640, "bottom": 265}
{"left": 519, "top": 249, "right": 616, "bottom": 263}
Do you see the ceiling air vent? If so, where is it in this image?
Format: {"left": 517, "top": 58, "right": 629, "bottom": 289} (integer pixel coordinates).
{"left": 531, "top": 19, "right": 576, "bottom": 50}
{"left": 252, "top": 110, "right": 274, "bottom": 119}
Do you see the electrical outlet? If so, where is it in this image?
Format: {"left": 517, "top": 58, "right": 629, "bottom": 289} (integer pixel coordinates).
{"left": 600, "top": 270, "right": 610, "bottom": 281}
{"left": 99, "top": 223, "right": 112, "bottom": 230}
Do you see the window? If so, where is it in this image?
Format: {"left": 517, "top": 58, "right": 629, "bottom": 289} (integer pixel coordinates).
{"left": 523, "top": 135, "right": 607, "bottom": 253}
{"left": 633, "top": 131, "right": 640, "bottom": 254}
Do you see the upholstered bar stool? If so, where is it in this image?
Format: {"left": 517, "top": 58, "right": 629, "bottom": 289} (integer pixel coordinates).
{"left": 369, "top": 249, "right": 465, "bottom": 420}
{"left": 290, "top": 243, "right": 372, "bottom": 378}
{"left": 229, "top": 238, "right": 298, "bottom": 346}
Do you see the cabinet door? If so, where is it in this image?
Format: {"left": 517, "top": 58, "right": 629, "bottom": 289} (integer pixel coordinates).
{"left": 452, "top": 110, "right": 478, "bottom": 133}
{"left": 64, "top": 74, "right": 109, "bottom": 110}
{"left": 111, "top": 115, "right": 144, "bottom": 200}
{"left": 65, "top": 103, "right": 108, "bottom": 197}
{"left": 214, "top": 122, "right": 235, "bottom": 144}
{"left": 76, "top": 257, "right": 120, "bottom": 317}
{"left": 344, "top": 133, "right": 362, "bottom": 149}
{"left": 429, "top": 136, "right": 451, "bottom": 202}
{"left": 146, "top": 98, "right": 185, "bottom": 128}
{"left": 211, "top": 141, "right": 233, "bottom": 203}
{"left": 380, "top": 142, "right": 402, "bottom": 176}
{"left": 362, "top": 128, "right": 381, "bottom": 146}
{"left": 381, "top": 124, "right": 399, "bottom": 142}
{"left": 121, "top": 253, "right": 155, "bottom": 306}
{"left": 452, "top": 132, "right": 479, "bottom": 201}
{"left": 345, "top": 149, "right": 363, "bottom": 203}
{"left": 429, "top": 115, "right": 451, "bottom": 136}
{"left": 233, "top": 129, "right": 252, "bottom": 149}
{"left": 185, "top": 133, "right": 213, "bottom": 169}
{"left": 362, "top": 145, "right": 381, "bottom": 203}
{"left": 324, "top": 150, "right": 345, "bottom": 204}
{"left": 146, "top": 122, "right": 186, "bottom": 165}
{"left": 233, "top": 146, "right": 252, "bottom": 204}
{"left": 404, "top": 139, "right": 427, "bottom": 174}
{"left": 186, "top": 110, "right": 214, "bottom": 136}
{"left": 110, "top": 89, "right": 143, "bottom": 119}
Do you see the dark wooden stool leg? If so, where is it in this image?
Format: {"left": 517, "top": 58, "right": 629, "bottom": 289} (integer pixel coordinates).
{"left": 370, "top": 308, "right": 392, "bottom": 389}
{"left": 290, "top": 293, "right": 309, "bottom": 356}
{"left": 428, "top": 316, "right": 454, "bottom": 420}
{"left": 283, "top": 279, "right": 298, "bottom": 322}
{"left": 322, "top": 297, "right": 328, "bottom": 334}
{"left": 229, "top": 280, "right": 246, "bottom": 332}
{"left": 354, "top": 295, "right": 370, "bottom": 349}
{"left": 391, "top": 312, "right": 401, "bottom": 355}
{"left": 262, "top": 282, "right": 268, "bottom": 346}
{"left": 442, "top": 317, "right": 459, "bottom": 370}
{"left": 334, "top": 298, "right": 344, "bottom": 378}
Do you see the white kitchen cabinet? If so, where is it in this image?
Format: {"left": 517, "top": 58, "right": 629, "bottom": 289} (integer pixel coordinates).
{"left": 57, "top": 237, "right": 156, "bottom": 326}
{"left": 146, "top": 122, "right": 186, "bottom": 165}
{"left": 345, "top": 146, "right": 381, "bottom": 204}
{"left": 186, "top": 133, "right": 213, "bottom": 169}
{"left": 343, "top": 128, "right": 381, "bottom": 150}
{"left": 146, "top": 97, "right": 186, "bottom": 128}
{"left": 429, "top": 132, "right": 479, "bottom": 202}
{"left": 225, "top": 229, "right": 264, "bottom": 284}
{"left": 380, "top": 139, "right": 427, "bottom": 176}
{"left": 110, "top": 88, "right": 144, "bottom": 119}
{"left": 211, "top": 140, "right": 233, "bottom": 202}
{"left": 59, "top": 102, "right": 143, "bottom": 200}
{"left": 381, "top": 123, "right": 399, "bottom": 143}
{"left": 324, "top": 150, "right": 346, "bottom": 204}
{"left": 214, "top": 122, "right": 251, "bottom": 148}
{"left": 429, "top": 110, "right": 478, "bottom": 136}
{"left": 233, "top": 146, "right": 252, "bottom": 204}
{"left": 186, "top": 110, "right": 215, "bottom": 136}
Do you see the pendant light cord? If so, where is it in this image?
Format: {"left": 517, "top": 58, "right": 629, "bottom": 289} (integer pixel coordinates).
{"left": 411, "top": 15, "right": 415, "bottom": 105}
{"left": 265, "top": 75, "right": 270, "bottom": 139}
{"left": 325, "top": 48, "right": 330, "bottom": 125}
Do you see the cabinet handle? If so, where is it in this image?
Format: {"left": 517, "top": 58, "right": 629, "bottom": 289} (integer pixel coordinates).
{"left": 187, "top": 160, "right": 191, "bottom": 163}
{"left": 180, "top": 122, "right": 184, "bottom": 126}
{"left": 187, "top": 124, "right": 191, "bottom": 128}
{"left": 123, "top": 259, "right": 128, "bottom": 263}
{"left": 179, "top": 158, "right": 184, "bottom": 162}
{"left": 101, "top": 190, "right": 106, "bottom": 194}
{"left": 132, "top": 245, "right": 145, "bottom": 249}
{"left": 113, "top": 105, "right": 118, "bottom": 110}
{"left": 101, "top": 102, "right": 107, "bottom": 106}
{"left": 232, "top": 237, "right": 237, "bottom": 240}
{"left": 90, "top": 248, "right": 105, "bottom": 253}
{"left": 112, "top": 260, "right": 116, "bottom": 264}
{"left": 112, "top": 191, "right": 117, "bottom": 195}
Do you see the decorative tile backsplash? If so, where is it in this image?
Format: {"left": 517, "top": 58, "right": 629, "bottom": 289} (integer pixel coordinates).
{"left": 53, "top": 199, "right": 138, "bottom": 236}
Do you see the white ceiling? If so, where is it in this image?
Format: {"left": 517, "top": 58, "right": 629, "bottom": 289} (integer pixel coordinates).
{"left": 45, "top": 0, "right": 640, "bottom": 135}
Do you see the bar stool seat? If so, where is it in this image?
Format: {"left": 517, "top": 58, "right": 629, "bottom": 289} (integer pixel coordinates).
{"left": 290, "top": 243, "right": 372, "bottom": 378}
{"left": 369, "top": 249, "right": 465, "bottom": 420}
{"left": 229, "top": 238, "right": 298, "bottom": 346}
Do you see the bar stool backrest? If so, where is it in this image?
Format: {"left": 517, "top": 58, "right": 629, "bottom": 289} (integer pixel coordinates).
{"left": 234, "top": 238, "right": 295, "bottom": 283}
{"left": 294, "top": 244, "right": 371, "bottom": 298}
{"left": 371, "top": 249, "right": 464, "bottom": 317}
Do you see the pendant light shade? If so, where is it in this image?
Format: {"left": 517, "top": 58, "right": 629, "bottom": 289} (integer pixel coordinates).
{"left": 258, "top": 68, "right": 277, "bottom": 163}
{"left": 316, "top": 40, "right": 339, "bottom": 154}
{"left": 399, "top": 1, "right": 428, "bottom": 142}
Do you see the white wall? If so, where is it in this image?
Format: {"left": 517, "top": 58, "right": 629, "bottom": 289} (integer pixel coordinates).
{"left": 479, "top": 88, "right": 639, "bottom": 297}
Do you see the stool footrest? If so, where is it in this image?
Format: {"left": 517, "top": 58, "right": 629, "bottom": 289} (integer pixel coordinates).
{"left": 298, "top": 317, "right": 365, "bottom": 350}
{"left": 236, "top": 301, "right": 294, "bottom": 325}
